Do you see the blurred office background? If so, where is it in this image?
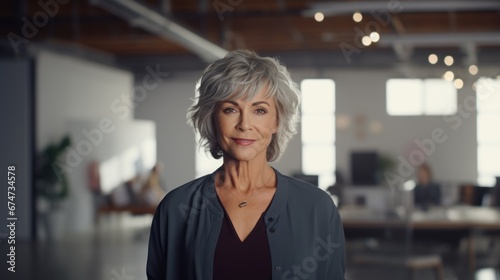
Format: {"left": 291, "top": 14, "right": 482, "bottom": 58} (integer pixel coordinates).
{"left": 1, "top": 0, "right": 500, "bottom": 279}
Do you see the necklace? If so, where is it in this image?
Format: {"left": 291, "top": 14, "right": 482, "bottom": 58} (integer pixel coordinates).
{"left": 235, "top": 190, "right": 260, "bottom": 208}
{"left": 217, "top": 171, "right": 274, "bottom": 208}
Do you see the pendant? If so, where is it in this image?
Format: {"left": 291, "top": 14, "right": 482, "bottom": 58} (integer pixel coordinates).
{"left": 238, "top": 201, "right": 248, "bottom": 208}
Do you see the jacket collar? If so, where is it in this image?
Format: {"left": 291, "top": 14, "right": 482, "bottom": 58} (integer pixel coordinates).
{"left": 203, "top": 167, "right": 289, "bottom": 220}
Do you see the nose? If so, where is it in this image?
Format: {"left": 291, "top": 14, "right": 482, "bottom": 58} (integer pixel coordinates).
{"left": 236, "top": 111, "right": 251, "bottom": 131}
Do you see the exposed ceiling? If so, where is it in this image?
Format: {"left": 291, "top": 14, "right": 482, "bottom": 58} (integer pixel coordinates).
{"left": 1, "top": 0, "right": 500, "bottom": 71}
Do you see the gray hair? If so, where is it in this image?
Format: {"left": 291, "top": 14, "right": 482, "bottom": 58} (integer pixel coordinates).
{"left": 187, "top": 50, "right": 300, "bottom": 162}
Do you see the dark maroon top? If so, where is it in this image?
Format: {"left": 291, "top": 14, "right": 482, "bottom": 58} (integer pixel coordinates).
{"left": 213, "top": 201, "right": 272, "bottom": 280}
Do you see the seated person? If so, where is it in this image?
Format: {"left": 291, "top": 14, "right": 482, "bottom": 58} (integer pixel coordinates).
{"left": 489, "top": 176, "right": 500, "bottom": 207}
{"left": 108, "top": 162, "right": 167, "bottom": 208}
{"left": 140, "top": 162, "right": 166, "bottom": 207}
{"left": 110, "top": 175, "right": 142, "bottom": 206}
{"left": 413, "top": 163, "right": 441, "bottom": 209}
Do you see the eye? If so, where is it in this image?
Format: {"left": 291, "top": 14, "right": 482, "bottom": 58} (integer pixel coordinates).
{"left": 222, "top": 107, "right": 237, "bottom": 114}
{"left": 255, "top": 108, "right": 267, "bottom": 115}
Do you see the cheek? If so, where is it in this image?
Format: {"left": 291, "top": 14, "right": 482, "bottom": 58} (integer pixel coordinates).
{"left": 257, "top": 118, "right": 277, "bottom": 134}
{"left": 214, "top": 114, "right": 229, "bottom": 134}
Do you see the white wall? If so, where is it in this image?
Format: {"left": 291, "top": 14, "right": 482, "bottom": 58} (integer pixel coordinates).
{"left": 135, "top": 66, "right": 479, "bottom": 191}
{"left": 36, "top": 51, "right": 134, "bottom": 150}
{"left": 329, "top": 69, "right": 477, "bottom": 184}
{"left": 36, "top": 51, "right": 135, "bottom": 235}
{"left": 65, "top": 119, "right": 156, "bottom": 233}
{"left": 134, "top": 73, "right": 200, "bottom": 192}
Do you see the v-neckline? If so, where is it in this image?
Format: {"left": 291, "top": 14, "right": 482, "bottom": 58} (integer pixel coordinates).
{"left": 223, "top": 207, "right": 265, "bottom": 243}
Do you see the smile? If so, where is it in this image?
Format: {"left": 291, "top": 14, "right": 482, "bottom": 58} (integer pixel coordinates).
{"left": 233, "top": 138, "right": 255, "bottom": 146}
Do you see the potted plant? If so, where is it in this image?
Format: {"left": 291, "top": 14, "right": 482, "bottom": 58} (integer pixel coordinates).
{"left": 35, "top": 135, "right": 71, "bottom": 240}
{"left": 377, "top": 153, "right": 396, "bottom": 186}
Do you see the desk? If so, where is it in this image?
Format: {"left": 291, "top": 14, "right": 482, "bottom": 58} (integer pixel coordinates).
{"left": 340, "top": 206, "right": 500, "bottom": 275}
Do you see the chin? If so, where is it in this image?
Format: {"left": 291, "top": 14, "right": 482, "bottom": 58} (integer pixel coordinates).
{"left": 229, "top": 155, "right": 258, "bottom": 162}
{"left": 224, "top": 150, "right": 266, "bottom": 163}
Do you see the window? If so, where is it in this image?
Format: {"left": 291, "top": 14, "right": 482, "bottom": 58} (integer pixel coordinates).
{"left": 301, "top": 79, "right": 336, "bottom": 189}
{"left": 386, "top": 79, "right": 457, "bottom": 116}
{"left": 477, "top": 77, "right": 500, "bottom": 186}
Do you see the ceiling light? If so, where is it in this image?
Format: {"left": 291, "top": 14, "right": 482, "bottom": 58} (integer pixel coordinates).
{"left": 454, "top": 78, "right": 464, "bottom": 89}
{"left": 443, "top": 71, "right": 454, "bottom": 81}
{"left": 353, "top": 12, "right": 362, "bottom": 22}
{"left": 314, "top": 12, "right": 324, "bottom": 22}
{"left": 428, "top": 54, "right": 438, "bottom": 64}
{"left": 361, "top": 36, "right": 372, "bottom": 46}
{"left": 468, "top": 65, "right": 478, "bottom": 75}
{"left": 370, "top": 32, "right": 380, "bottom": 43}
{"left": 444, "top": 55, "right": 454, "bottom": 66}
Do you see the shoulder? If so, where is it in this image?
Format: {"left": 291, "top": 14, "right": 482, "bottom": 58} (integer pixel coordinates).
{"left": 280, "top": 173, "right": 331, "bottom": 199}
{"left": 279, "top": 173, "right": 335, "bottom": 211}
{"left": 276, "top": 173, "right": 342, "bottom": 230}
{"left": 156, "top": 174, "right": 213, "bottom": 213}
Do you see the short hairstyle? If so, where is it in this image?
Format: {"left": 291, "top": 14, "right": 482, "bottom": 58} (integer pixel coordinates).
{"left": 187, "top": 50, "right": 300, "bottom": 162}
{"left": 418, "top": 163, "right": 433, "bottom": 180}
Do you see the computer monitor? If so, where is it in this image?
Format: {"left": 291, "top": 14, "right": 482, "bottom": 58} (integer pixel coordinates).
{"left": 350, "top": 151, "right": 379, "bottom": 185}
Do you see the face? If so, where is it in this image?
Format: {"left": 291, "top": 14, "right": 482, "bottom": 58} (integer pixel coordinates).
{"left": 214, "top": 88, "right": 278, "bottom": 163}
{"left": 418, "top": 167, "right": 430, "bottom": 184}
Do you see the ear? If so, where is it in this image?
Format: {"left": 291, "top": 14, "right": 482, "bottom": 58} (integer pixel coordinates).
{"left": 272, "top": 117, "right": 278, "bottom": 134}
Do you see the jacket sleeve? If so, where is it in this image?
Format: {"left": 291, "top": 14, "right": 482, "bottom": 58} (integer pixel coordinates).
{"left": 147, "top": 206, "right": 167, "bottom": 280}
{"left": 328, "top": 205, "right": 346, "bottom": 280}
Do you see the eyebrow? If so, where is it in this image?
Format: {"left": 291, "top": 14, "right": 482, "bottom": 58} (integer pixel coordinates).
{"left": 221, "top": 100, "right": 271, "bottom": 107}
{"left": 252, "top": 101, "right": 271, "bottom": 106}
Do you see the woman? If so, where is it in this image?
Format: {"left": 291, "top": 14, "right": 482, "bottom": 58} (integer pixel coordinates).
{"left": 140, "top": 162, "right": 166, "bottom": 207}
{"left": 413, "top": 163, "right": 441, "bottom": 209}
{"left": 147, "top": 50, "right": 345, "bottom": 280}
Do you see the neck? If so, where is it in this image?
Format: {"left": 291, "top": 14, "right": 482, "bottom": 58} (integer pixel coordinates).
{"left": 218, "top": 158, "right": 275, "bottom": 194}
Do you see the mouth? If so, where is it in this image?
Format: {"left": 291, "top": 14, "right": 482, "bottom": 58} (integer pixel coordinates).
{"left": 233, "top": 138, "right": 255, "bottom": 146}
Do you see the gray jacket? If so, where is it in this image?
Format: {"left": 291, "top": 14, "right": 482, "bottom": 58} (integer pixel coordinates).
{"left": 147, "top": 169, "right": 345, "bottom": 280}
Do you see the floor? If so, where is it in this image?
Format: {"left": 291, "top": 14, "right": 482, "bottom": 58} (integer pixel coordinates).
{"left": 1, "top": 215, "right": 499, "bottom": 280}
